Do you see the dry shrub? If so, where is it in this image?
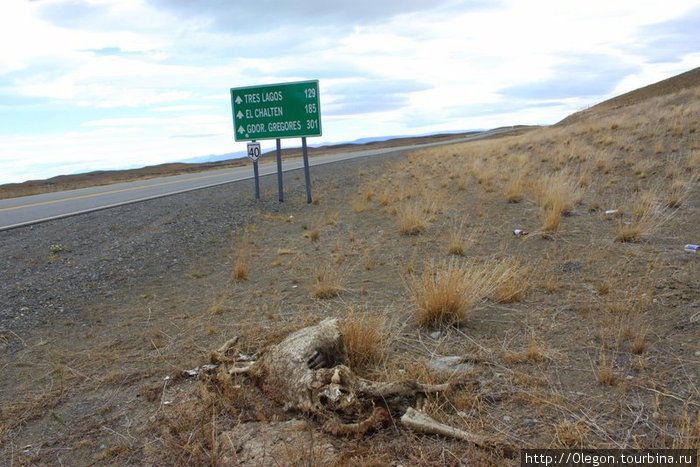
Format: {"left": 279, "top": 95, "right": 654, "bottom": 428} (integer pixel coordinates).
{"left": 231, "top": 233, "right": 252, "bottom": 281}
{"left": 409, "top": 258, "right": 510, "bottom": 327}
{"left": 671, "top": 407, "right": 700, "bottom": 449}
{"left": 147, "top": 372, "right": 266, "bottom": 465}
{"left": 397, "top": 202, "right": 427, "bottom": 235}
{"left": 666, "top": 178, "right": 690, "bottom": 208}
{"left": 597, "top": 351, "right": 615, "bottom": 385}
{"left": 533, "top": 172, "right": 581, "bottom": 233}
{"left": 341, "top": 308, "right": 388, "bottom": 373}
{"left": 311, "top": 263, "right": 345, "bottom": 299}
{"left": 554, "top": 420, "right": 588, "bottom": 448}
{"left": 614, "top": 193, "right": 667, "bottom": 243}
{"left": 446, "top": 223, "right": 468, "bottom": 256}
{"left": 630, "top": 332, "right": 647, "bottom": 354}
{"left": 349, "top": 196, "right": 368, "bottom": 213}
{"left": 489, "top": 258, "right": 530, "bottom": 303}
{"left": 502, "top": 333, "right": 547, "bottom": 364}
{"left": 306, "top": 226, "right": 320, "bottom": 242}
{"left": 504, "top": 174, "right": 528, "bottom": 203}
{"left": 232, "top": 255, "right": 249, "bottom": 281}
{"left": 409, "top": 259, "right": 472, "bottom": 327}
{"left": 539, "top": 199, "right": 565, "bottom": 233}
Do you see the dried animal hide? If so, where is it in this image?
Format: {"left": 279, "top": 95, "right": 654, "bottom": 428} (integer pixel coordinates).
{"left": 213, "top": 318, "right": 512, "bottom": 453}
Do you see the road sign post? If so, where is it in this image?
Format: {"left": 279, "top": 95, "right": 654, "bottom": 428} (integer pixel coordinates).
{"left": 276, "top": 139, "right": 283, "bottom": 202}
{"left": 230, "top": 80, "right": 321, "bottom": 202}
{"left": 247, "top": 142, "right": 261, "bottom": 200}
{"left": 302, "top": 137, "right": 312, "bottom": 204}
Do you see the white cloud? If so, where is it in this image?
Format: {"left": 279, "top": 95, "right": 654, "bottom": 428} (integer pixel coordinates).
{"left": 0, "top": 0, "right": 698, "bottom": 184}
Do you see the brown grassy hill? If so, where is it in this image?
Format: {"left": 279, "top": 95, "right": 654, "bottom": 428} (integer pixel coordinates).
{"left": 558, "top": 66, "right": 700, "bottom": 126}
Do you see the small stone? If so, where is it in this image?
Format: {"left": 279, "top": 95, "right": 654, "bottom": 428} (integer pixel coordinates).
{"left": 427, "top": 356, "right": 473, "bottom": 375}
{"left": 561, "top": 261, "right": 583, "bottom": 272}
{"left": 522, "top": 418, "right": 537, "bottom": 427}
{"left": 503, "top": 415, "right": 512, "bottom": 422}
{"left": 430, "top": 331, "right": 441, "bottom": 339}
{"left": 694, "top": 351, "right": 700, "bottom": 357}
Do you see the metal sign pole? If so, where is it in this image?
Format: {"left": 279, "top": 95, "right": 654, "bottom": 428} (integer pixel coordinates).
{"left": 247, "top": 140, "right": 261, "bottom": 200}
{"left": 276, "top": 138, "right": 283, "bottom": 202}
{"left": 253, "top": 160, "right": 260, "bottom": 200}
{"left": 302, "top": 137, "right": 312, "bottom": 204}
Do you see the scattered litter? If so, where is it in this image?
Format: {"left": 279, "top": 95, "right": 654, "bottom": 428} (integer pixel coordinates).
{"left": 163, "top": 375, "right": 171, "bottom": 381}
{"left": 604, "top": 209, "right": 618, "bottom": 216}
{"left": 429, "top": 331, "right": 441, "bottom": 339}
{"left": 513, "top": 229, "right": 528, "bottom": 237}
{"left": 183, "top": 368, "right": 199, "bottom": 377}
{"left": 684, "top": 244, "right": 698, "bottom": 253}
{"left": 237, "top": 353, "right": 253, "bottom": 361}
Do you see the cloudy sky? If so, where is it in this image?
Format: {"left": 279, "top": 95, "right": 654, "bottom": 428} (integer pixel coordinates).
{"left": 1, "top": 0, "right": 698, "bottom": 184}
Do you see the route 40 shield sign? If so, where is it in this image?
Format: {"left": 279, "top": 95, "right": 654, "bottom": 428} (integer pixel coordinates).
{"left": 247, "top": 142, "right": 261, "bottom": 162}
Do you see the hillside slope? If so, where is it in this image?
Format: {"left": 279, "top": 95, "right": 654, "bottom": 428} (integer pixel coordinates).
{"left": 558, "top": 66, "right": 700, "bottom": 125}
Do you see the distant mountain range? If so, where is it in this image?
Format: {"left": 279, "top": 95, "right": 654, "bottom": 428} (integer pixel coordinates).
{"left": 177, "top": 130, "right": 484, "bottom": 164}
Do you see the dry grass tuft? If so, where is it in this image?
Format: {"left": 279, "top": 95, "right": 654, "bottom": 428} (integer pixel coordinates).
{"left": 341, "top": 308, "right": 388, "bottom": 374}
{"left": 231, "top": 233, "right": 252, "bottom": 281}
{"left": 310, "top": 263, "right": 345, "bottom": 299}
{"left": 554, "top": 420, "right": 588, "bottom": 448}
{"left": 232, "top": 255, "right": 249, "bottom": 281}
{"left": 489, "top": 258, "right": 530, "bottom": 303}
{"left": 397, "top": 202, "right": 427, "bottom": 235}
{"left": 446, "top": 223, "right": 468, "bottom": 256}
{"left": 597, "top": 351, "right": 615, "bottom": 385}
{"left": 503, "top": 333, "right": 547, "bottom": 363}
{"left": 614, "top": 194, "right": 667, "bottom": 243}
{"left": 409, "top": 259, "right": 473, "bottom": 327}
{"left": 505, "top": 174, "right": 528, "bottom": 203}
{"left": 409, "top": 258, "right": 510, "bottom": 327}
{"left": 305, "top": 226, "right": 321, "bottom": 242}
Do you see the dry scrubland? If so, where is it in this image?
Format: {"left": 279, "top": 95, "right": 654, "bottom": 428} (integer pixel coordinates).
{"left": 1, "top": 85, "right": 698, "bottom": 465}
{"left": 150, "top": 85, "right": 698, "bottom": 464}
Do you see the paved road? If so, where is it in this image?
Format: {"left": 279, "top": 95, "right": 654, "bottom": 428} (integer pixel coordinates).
{"left": 0, "top": 129, "right": 512, "bottom": 231}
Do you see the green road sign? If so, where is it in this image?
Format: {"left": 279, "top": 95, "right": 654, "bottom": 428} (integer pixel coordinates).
{"left": 231, "top": 80, "right": 321, "bottom": 141}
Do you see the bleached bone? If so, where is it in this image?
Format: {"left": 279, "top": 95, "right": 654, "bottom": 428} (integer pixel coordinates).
{"left": 210, "top": 337, "right": 239, "bottom": 363}
{"left": 401, "top": 407, "right": 513, "bottom": 456}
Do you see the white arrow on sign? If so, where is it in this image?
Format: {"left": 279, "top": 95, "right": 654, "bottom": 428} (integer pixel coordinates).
{"left": 235, "top": 95, "right": 242, "bottom": 105}
{"left": 237, "top": 111, "right": 244, "bottom": 119}
{"left": 238, "top": 126, "right": 245, "bottom": 134}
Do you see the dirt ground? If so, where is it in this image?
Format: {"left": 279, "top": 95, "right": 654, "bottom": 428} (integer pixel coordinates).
{"left": 1, "top": 82, "right": 698, "bottom": 466}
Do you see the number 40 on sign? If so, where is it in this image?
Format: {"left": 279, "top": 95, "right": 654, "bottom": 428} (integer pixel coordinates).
{"left": 247, "top": 142, "right": 261, "bottom": 162}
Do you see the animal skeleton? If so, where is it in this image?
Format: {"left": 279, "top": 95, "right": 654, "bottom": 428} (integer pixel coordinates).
{"left": 212, "top": 318, "right": 510, "bottom": 451}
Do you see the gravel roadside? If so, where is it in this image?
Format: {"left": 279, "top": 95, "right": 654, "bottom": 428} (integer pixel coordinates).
{"left": 0, "top": 152, "right": 403, "bottom": 348}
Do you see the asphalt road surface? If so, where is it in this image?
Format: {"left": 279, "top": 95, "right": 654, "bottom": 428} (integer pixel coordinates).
{"left": 0, "top": 129, "right": 511, "bottom": 231}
